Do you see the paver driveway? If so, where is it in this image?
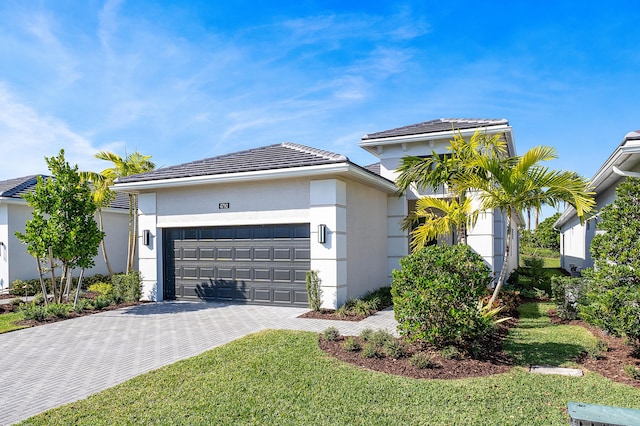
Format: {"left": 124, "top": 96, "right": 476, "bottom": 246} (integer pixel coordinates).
{"left": 0, "top": 302, "right": 397, "bottom": 425}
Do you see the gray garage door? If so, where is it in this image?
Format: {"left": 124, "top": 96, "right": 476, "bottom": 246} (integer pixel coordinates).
{"left": 163, "top": 224, "right": 310, "bottom": 305}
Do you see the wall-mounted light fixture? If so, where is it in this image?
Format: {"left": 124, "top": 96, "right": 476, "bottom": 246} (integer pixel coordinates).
{"left": 317, "top": 224, "right": 327, "bottom": 244}
{"left": 143, "top": 230, "right": 151, "bottom": 246}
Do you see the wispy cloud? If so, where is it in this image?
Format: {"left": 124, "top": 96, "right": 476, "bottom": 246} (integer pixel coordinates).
{"left": 0, "top": 84, "right": 121, "bottom": 179}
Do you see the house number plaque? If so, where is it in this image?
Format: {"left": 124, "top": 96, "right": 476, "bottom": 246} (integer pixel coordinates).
{"left": 218, "top": 202, "right": 230, "bottom": 209}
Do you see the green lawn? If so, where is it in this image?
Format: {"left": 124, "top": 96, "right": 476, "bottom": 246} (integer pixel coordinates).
{"left": 20, "top": 303, "right": 640, "bottom": 426}
{"left": 0, "top": 311, "right": 26, "bottom": 333}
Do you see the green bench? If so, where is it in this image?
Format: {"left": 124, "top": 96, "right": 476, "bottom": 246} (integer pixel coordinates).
{"left": 568, "top": 402, "right": 640, "bottom": 426}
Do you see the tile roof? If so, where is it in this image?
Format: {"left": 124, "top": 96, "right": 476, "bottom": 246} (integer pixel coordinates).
{"left": 362, "top": 118, "right": 509, "bottom": 140}
{"left": 116, "top": 142, "right": 351, "bottom": 184}
{"left": 0, "top": 175, "right": 128, "bottom": 210}
{"left": 364, "top": 163, "right": 381, "bottom": 175}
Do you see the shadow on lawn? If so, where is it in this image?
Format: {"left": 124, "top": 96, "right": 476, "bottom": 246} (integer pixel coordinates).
{"left": 505, "top": 341, "right": 586, "bottom": 366}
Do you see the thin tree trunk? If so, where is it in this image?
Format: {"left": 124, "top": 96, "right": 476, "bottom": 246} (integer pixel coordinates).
{"left": 74, "top": 269, "right": 85, "bottom": 308}
{"left": 535, "top": 207, "right": 539, "bottom": 229}
{"left": 98, "top": 209, "right": 114, "bottom": 277}
{"left": 489, "top": 210, "right": 512, "bottom": 306}
{"left": 527, "top": 207, "right": 531, "bottom": 231}
{"left": 35, "top": 257, "right": 49, "bottom": 308}
{"left": 64, "top": 266, "right": 72, "bottom": 302}
{"left": 48, "top": 246, "right": 58, "bottom": 303}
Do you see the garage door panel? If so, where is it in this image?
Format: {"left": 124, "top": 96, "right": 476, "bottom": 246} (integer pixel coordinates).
{"left": 165, "top": 224, "right": 310, "bottom": 306}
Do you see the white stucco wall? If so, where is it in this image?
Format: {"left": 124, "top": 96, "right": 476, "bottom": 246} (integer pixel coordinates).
{"left": 0, "top": 201, "right": 129, "bottom": 288}
{"left": 345, "top": 179, "right": 389, "bottom": 299}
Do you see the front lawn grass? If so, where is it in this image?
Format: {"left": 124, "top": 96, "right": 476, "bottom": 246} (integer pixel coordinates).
{"left": 0, "top": 311, "right": 26, "bottom": 333}
{"left": 21, "top": 303, "right": 640, "bottom": 426}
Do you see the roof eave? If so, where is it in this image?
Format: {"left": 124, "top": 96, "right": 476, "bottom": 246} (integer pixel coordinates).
{"left": 112, "top": 162, "right": 397, "bottom": 194}
{"left": 359, "top": 124, "right": 514, "bottom": 156}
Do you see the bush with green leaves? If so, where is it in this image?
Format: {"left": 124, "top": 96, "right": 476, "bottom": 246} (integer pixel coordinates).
{"left": 9, "top": 279, "right": 40, "bottom": 297}
{"left": 518, "top": 257, "right": 548, "bottom": 290}
{"left": 391, "top": 244, "right": 493, "bottom": 349}
{"left": 9, "top": 297, "right": 23, "bottom": 307}
{"left": 112, "top": 271, "right": 142, "bottom": 303}
{"left": 383, "top": 340, "right": 406, "bottom": 359}
{"left": 305, "top": 270, "right": 322, "bottom": 311}
{"left": 551, "top": 276, "right": 587, "bottom": 320}
{"left": 409, "top": 352, "right": 435, "bottom": 369}
{"left": 88, "top": 282, "right": 114, "bottom": 296}
{"left": 32, "top": 293, "right": 46, "bottom": 306}
{"left": 46, "top": 303, "right": 70, "bottom": 318}
{"left": 579, "top": 178, "right": 640, "bottom": 346}
{"left": 321, "top": 327, "right": 340, "bottom": 341}
{"left": 361, "top": 342, "right": 381, "bottom": 359}
{"left": 20, "top": 304, "right": 47, "bottom": 321}
{"left": 624, "top": 365, "right": 640, "bottom": 380}
{"left": 343, "top": 337, "right": 360, "bottom": 352}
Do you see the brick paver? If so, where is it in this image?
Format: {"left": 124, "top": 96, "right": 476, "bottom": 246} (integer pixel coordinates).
{"left": 0, "top": 302, "right": 397, "bottom": 425}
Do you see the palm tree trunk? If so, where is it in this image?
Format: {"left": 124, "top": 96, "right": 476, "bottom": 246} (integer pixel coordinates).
{"left": 489, "top": 209, "right": 512, "bottom": 306}
{"left": 98, "top": 209, "right": 114, "bottom": 277}
{"left": 527, "top": 207, "right": 531, "bottom": 231}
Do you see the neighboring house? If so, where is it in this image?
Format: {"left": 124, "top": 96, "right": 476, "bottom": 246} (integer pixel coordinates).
{"left": 113, "top": 118, "right": 520, "bottom": 308}
{"left": 555, "top": 130, "right": 640, "bottom": 274}
{"left": 0, "top": 175, "right": 130, "bottom": 290}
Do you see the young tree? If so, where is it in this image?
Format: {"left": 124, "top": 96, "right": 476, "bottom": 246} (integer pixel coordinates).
{"left": 396, "top": 130, "right": 506, "bottom": 248}
{"left": 533, "top": 212, "right": 561, "bottom": 250}
{"left": 16, "top": 150, "right": 104, "bottom": 304}
{"left": 93, "top": 151, "right": 155, "bottom": 273}
{"left": 458, "top": 146, "right": 595, "bottom": 305}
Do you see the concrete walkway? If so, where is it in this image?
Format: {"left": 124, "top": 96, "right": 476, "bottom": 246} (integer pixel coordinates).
{"left": 0, "top": 302, "right": 398, "bottom": 425}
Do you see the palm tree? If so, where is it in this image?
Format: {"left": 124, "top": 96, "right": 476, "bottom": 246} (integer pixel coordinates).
{"left": 456, "top": 146, "right": 595, "bottom": 305}
{"left": 396, "top": 130, "right": 506, "bottom": 248}
{"left": 93, "top": 151, "right": 155, "bottom": 273}
{"left": 79, "top": 171, "right": 116, "bottom": 277}
{"left": 402, "top": 197, "right": 478, "bottom": 249}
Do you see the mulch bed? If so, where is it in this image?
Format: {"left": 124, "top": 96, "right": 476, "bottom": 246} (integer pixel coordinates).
{"left": 316, "top": 306, "right": 640, "bottom": 388}
{"left": 298, "top": 308, "right": 369, "bottom": 322}
{"left": 0, "top": 299, "right": 144, "bottom": 327}
{"left": 548, "top": 309, "right": 640, "bottom": 389}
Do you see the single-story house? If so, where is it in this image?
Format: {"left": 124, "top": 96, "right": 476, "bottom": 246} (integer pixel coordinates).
{"left": 555, "top": 130, "right": 640, "bottom": 274}
{"left": 113, "top": 118, "right": 520, "bottom": 308}
{"left": 0, "top": 175, "right": 130, "bottom": 290}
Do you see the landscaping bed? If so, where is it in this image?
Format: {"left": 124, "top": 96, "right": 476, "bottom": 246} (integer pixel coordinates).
{"left": 318, "top": 302, "right": 640, "bottom": 389}
{"left": 549, "top": 309, "right": 640, "bottom": 389}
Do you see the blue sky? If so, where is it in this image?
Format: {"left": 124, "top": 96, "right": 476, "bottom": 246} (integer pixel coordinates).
{"left": 1, "top": 1, "right": 639, "bottom": 218}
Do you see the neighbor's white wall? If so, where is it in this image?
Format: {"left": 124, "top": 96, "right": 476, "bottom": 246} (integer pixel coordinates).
{"left": 1, "top": 202, "right": 129, "bottom": 287}
{"left": 345, "top": 179, "right": 388, "bottom": 299}
{"left": 7, "top": 204, "right": 39, "bottom": 283}
{"left": 0, "top": 204, "right": 8, "bottom": 290}
{"left": 310, "top": 179, "right": 347, "bottom": 309}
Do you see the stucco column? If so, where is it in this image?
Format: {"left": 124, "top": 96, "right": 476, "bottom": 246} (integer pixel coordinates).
{"left": 386, "top": 195, "right": 408, "bottom": 281}
{"left": 137, "top": 193, "right": 160, "bottom": 301}
{"left": 0, "top": 205, "right": 8, "bottom": 290}
{"left": 310, "top": 179, "right": 347, "bottom": 309}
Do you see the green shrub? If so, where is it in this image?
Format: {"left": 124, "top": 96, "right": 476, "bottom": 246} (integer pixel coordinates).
{"left": 624, "top": 365, "right": 640, "bottom": 380}
{"left": 305, "top": 270, "right": 322, "bottom": 311}
{"left": 93, "top": 295, "right": 113, "bottom": 310}
{"left": 391, "top": 244, "right": 493, "bottom": 349}
{"left": 81, "top": 273, "right": 112, "bottom": 288}
{"left": 585, "top": 339, "right": 608, "bottom": 360}
{"left": 363, "top": 286, "right": 392, "bottom": 307}
{"left": 20, "top": 304, "right": 47, "bottom": 321}
{"left": 519, "top": 257, "right": 547, "bottom": 290}
{"left": 9, "top": 297, "right": 24, "bottom": 307}
{"left": 10, "top": 279, "right": 39, "bottom": 296}
{"left": 73, "top": 298, "right": 91, "bottom": 313}
{"left": 551, "top": 276, "right": 587, "bottom": 320}
{"left": 361, "top": 342, "right": 381, "bottom": 359}
{"left": 343, "top": 337, "right": 361, "bottom": 352}
{"left": 359, "top": 328, "right": 374, "bottom": 342}
{"left": 32, "top": 293, "right": 46, "bottom": 306}
{"left": 580, "top": 267, "right": 640, "bottom": 345}
{"left": 112, "top": 271, "right": 142, "bottom": 303}
{"left": 383, "top": 340, "right": 407, "bottom": 359}
{"left": 370, "top": 329, "right": 395, "bottom": 347}
{"left": 321, "top": 327, "right": 340, "bottom": 341}
{"left": 440, "top": 346, "right": 462, "bottom": 360}
{"left": 88, "top": 282, "right": 114, "bottom": 296}
{"left": 46, "top": 303, "right": 70, "bottom": 318}
{"left": 409, "top": 352, "right": 435, "bottom": 369}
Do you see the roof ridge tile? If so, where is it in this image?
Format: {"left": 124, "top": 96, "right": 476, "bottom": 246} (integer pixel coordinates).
{"left": 281, "top": 142, "right": 347, "bottom": 161}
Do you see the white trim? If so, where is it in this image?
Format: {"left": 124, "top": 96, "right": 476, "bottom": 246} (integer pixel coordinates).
{"left": 113, "top": 163, "right": 397, "bottom": 193}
